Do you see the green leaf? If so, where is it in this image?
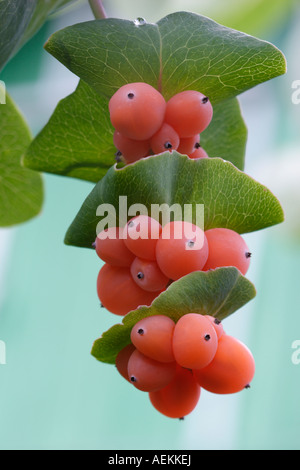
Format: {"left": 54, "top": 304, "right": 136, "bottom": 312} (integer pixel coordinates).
{"left": 23, "top": 80, "right": 115, "bottom": 182}
{"left": 0, "top": 0, "right": 36, "bottom": 71}
{"left": 0, "top": 0, "right": 76, "bottom": 72}
{"left": 23, "top": 82, "right": 247, "bottom": 181}
{"left": 44, "top": 11, "right": 286, "bottom": 104}
{"left": 201, "top": 97, "right": 247, "bottom": 170}
{"left": 0, "top": 85, "right": 43, "bottom": 227}
{"left": 20, "top": 0, "right": 79, "bottom": 49}
{"left": 64, "top": 152, "right": 284, "bottom": 249}
{"left": 91, "top": 267, "right": 256, "bottom": 364}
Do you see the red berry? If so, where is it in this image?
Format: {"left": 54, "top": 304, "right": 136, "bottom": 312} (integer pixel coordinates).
{"left": 127, "top": 349, "right": 176, "bottom": 392}
{"left": 177, "top": 134, "right": 200, "bottom": 155}
{"left": 130, "top": 258, "right": 170, "bottom": 292}
{"left": 165, "top": 90, "right": 213, "bottom": 137}
{"left": 205, "top": 316, "right": 225, "bottom": 340}
{"left": 123, "top": 215, "right": 162, "bottom": 261}
{"left": 115, "top": 344, "right": 136, "bottom": 382}
{"left": 149, "top": 366, "right": 201, "bottom": 419}
{"left": 97, "top": 264, "right": 159, "bottom": 316}
{"left": 150, "top": 123, "right": 180, "bottom": 154}
{"left": 155, "top": 221, "right": 209, "bottom": 280}
{"left": 95, "top": 227, "right": 135, "bottom": 267}
{"left": 113, "top": 131, "right": 150, "bottom": 163}
{"left": 203, "top": 228, "right": 251, "bottom": 275}
{"left": 109, "top": 82, "right": 166, "bottom": 141}
{"left": 172, "top": 313, "right": 218, "bottom": 370}
{"left": 188, "top": 145, "right": 209, "bottom": 159}
{"left": 193, "top": 335, "right": 255, "bottom": 394}
{"left": 130, "top": 315, "right": 175, "bottom": 363}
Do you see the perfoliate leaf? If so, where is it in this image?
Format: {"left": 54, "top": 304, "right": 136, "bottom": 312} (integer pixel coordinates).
{"left": 44, "top": 11, "right": 286, "bottom": 103}
{"left": 91, "top": 267, "right": 256, "bottom": 364}
{"left": 64, "top": 152, "right": 284, "bottom": 249}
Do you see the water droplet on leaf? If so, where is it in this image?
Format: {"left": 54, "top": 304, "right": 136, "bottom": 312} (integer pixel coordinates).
{"left": 134, "top": 17, "right": 146, "bottom": 26}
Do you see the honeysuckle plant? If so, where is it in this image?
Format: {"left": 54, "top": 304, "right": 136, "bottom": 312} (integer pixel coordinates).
{"left": 0, "top": 0, "right": 286, "bottom": 369}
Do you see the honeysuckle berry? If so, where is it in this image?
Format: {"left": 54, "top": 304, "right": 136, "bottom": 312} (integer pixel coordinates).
{"left": 109, "top": 82, "right": 166, "bottom": 141}
{"left": 193, "top": 335, "right": 255, "bottom": 394}
{"left": 149, "top": 366, "right": 201, "bottom": 419}
{"left": 131, "top": 315, "right": 176, "bottom": 363}
{"left": 164, "top": 90, "right": 213, "bottom": 137}
{"left": 202, "top": 228, "right": 251, "bottom": 275}
{"left": 172, "top": 313, "right": 218, "bottom": 370}
{"left": 127, "top": 349, "right": 176, "bottom": 392}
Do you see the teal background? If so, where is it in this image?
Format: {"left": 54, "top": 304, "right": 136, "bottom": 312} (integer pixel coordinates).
{"left": 0, "top": 0, "right": 300, "bottom": 450}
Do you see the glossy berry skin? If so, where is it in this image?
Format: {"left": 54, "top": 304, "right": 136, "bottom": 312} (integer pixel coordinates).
{"left": 123, "top": 215, "right": 162, "bottom": 261}
{"left": 109, "top": 82, "right": 166, "bottom": 141}
{"left": 188, "top": 146, "right": 209, "bottom": 159}
{"left": 149, "top": 366, "right": 201, "bottom": 419}
{"left": 177, "top": 135, "right": 200, "bottom": 155}
{"left": 95, "top": 227, "right": 135, "bottom": 267}
{"left": 97, "top": 264, "right": 159, "bottom": 316}
{"left": 172, "top": 313, "right": 218, "bottom": 369}
{"left": 113, "top": 131, "right": 150, "bottom": 163}
{"left": 202, "top": 228, "right": 251, "bottom": 275}
{"left": 130, "top": 315, "right": 175, "bottom": 363}
{"left": 193, "top": 334, "right": 255, "bottom": 394}
{"left": 165, "top": 90, "right": 213, "bottom": 138}
{"left": 150, "top": 123, "right": 180, "bottom": 154}
{"left": 127, "top": 349, "right": 177, "bottom": 392}
{"left": 206, "top": 315, "right": 225, "bottom": 340}
{"left": 130, "top": 258, "right": 170, "bottom": 292}
{"left": 155, "top": 221, "right": 209, "bottom": 280}
{"left": 115, "top": 344, "right": 136, "bottom": 382}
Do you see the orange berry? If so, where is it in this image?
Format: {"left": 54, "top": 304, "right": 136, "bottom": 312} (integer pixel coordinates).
{"left": 150, "top": 123, "right": 180, "bottom": 154}
{"left": 123, "top": 215, "right": 162, "bottom": 261}
{"left": 97, "top": 264, "right": 159, "bottom": 316}
{"left": 115, "top": 344, "right": 136, "bottom": 382}
{"left": 193, "top": 334, "right": 255, "bottom": 394}
{"left": 165, "top": 90, "right": 213, "bottom": 137}
{"left": 130, "top": 315, "right": 175, "bottom": 363}
{"left": 205, "top": 316, "right": 225, "bottom": 340}
{"left": 127, "top": 349, "right": 176, "bottom": 392}
{"left": 177, "top": 135, "right": 200, "bottom": 155}
{"left": 113, "top": 131, "right": 150, "bottom": 163}
{"left": 149, "top": 366, "right": 201, "bottom": 419}
{"left": 95, "top": 227, "right": 135, "bottom": 267}
{"left": 188, "top": 145, "right": 209, "bottom": 159}
{"left": 130, "top": 258, "right": 170, "bottom": 292}
{"left": 155, "top": 221, "right": 208, "bottom": 280}
{"left": 172, "top": 313, "right": 218, "bottom": 369}
{"left": 203, "top": 228, "right": 251, "bottom": 275}
{"left": 109, "top": 82, "right": 166, "bottom": 141}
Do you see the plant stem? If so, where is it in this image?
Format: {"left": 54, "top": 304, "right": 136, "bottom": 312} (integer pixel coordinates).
{"left": 88, "top": 0, "right": 107, "bottom": 19}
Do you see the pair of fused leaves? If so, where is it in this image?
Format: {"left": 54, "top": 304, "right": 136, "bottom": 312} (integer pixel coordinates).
{"left": 20, "top": 11, "right": 286, "bottom": 363}
{"left": 24, "top": 11, "right": 286, "bottom": 181}
{"left": 73, "top": 151, "right": 283, "bottom": 364}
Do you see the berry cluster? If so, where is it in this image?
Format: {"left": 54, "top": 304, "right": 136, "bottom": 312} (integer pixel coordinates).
{"left": 109, "top": 82, "right": 212, "bottom": 163}
{"left": 93, "top": 81, "right": 255, "bottom": 420}
{"left": 115, "top": 313, "right": 255, "bottom": 419}
{"left": 94, "top": 215, "right": 251, "bottom": 316}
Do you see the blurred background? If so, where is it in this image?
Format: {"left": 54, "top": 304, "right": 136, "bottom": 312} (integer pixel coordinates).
{"left": 0, "top": 0, "right": 300, "bottom": 450}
